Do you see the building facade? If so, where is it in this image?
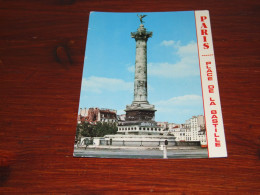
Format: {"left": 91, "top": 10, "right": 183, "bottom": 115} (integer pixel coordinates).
{"left": 78, "top": 107, "right": 117, "bottom": 124}
{"left": 168, "top": 125, "right": 186, "bottom": 141}
{"left": 168, "top": 115, "right": 207, "bottom": 147}
{"left": 157, "top": 122, "right": 168, "bottom": 131}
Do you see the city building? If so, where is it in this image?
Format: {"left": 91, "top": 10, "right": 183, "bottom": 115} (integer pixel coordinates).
{"left": 168, "top": 123, "right": 179, "bottom": 129}
{"left": 117, "top": 114, "right": 126, "bottom": 121}
{"left": 157, "top": 122, "right": 168, "bottom": 131}
{"left": 168, "top": 125, "right": 186, "bottom": 141}
{"left": 168, "top": 115, "right": 207, "bottom": 147}
{"left": 185, "top": 115, "right": 205, "bottom": 142}
{"left": 78, "top": 107, "right": 117, "bottom": 124}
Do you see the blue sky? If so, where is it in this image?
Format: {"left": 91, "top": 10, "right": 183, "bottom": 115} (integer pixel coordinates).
{"left": 79, "top": 11, "right": 204, "bottom": 123}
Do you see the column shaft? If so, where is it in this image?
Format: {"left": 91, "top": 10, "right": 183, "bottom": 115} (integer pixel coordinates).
{"left": 134, "top": 39, "right": 148, "bottom": 103}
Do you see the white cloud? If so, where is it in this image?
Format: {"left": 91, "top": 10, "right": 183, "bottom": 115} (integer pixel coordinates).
{"left": 155, "top": 95, "right": 202, "bottom": 107}
{"left": 154, "top": 95, "right": 204, "bottom": 123}
{"left": 82, "top": 76, "right": 133, "bottom": 93}
{"left": 177, "top": 41, "right": 198, "bottom": 57}
{"left": 148, "top": 41, "right": 199, "bottom": 78}
{"left": 161, "top": 40, "right": 181, "bottom": 48}
{"left": 161, "top": 40, "right": 175, "bottom": 46}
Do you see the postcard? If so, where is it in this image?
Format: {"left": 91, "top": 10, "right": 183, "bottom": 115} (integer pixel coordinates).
{"left": 73, "top": 11, "right": 227, "bottom": 159}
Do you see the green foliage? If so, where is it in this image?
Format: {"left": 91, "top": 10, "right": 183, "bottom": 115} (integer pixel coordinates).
{"left": 76, "top": 121, "right": 117, "bottom": 139}
{"left": 75, "top": 124, "right": 81, "bottom": 142}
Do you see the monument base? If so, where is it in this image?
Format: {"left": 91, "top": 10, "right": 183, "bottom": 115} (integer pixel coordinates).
{"left": 118, "top": 120, "right": 163, "bottom": 135}
{"left": 103, "top": 134, "right": 176, "bottom": 147}
{"left": 126, "top": 101, "right": 155, "bottom": 111}
{"left": 125, "top": 110, "right": 156, "bottom": 122}
{"left": 125, "top": 102, "right": 156, "bottom": 121}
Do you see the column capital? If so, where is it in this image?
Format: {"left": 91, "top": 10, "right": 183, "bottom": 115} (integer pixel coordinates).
{"left": 131, "top": 24, "right": 152, "bottom": 41}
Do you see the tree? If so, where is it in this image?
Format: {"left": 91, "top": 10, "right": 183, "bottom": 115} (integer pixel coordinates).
{"left": 75, "top": 123, "right": 82, "bottom": 142}
{"left": 76, "top": 121, "right": 118, "bottom": 138}
{"left": 81, "top": 122, "right": 95, "bottom": 137}
{"left": 94, "top": 122, "right": 117, "bottom": 137}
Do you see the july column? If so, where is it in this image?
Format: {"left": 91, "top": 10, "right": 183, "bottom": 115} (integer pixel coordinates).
{"left": 131, "top": 24, "right": 152, "bottom": 104}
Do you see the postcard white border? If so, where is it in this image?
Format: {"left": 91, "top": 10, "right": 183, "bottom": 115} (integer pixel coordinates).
{"left": 195, "top": 10, "right": 227, "bottom": 157}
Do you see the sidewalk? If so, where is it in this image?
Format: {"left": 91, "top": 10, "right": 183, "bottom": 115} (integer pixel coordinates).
{"left": 76, "top": 145, "right": 202, "bottom": 150}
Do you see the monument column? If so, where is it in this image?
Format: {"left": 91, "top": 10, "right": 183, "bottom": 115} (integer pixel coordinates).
{"left": 131, "top": 24, "right": 152, "bottom": 104}
{"left": 125, "top": 15, "right": 156, "bottom": 122}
